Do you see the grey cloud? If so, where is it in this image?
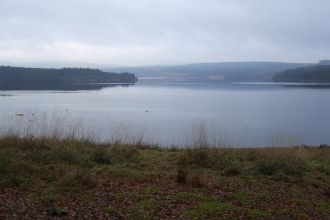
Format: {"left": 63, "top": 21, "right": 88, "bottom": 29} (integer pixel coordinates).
{"left": 0, "top": 0, "right": 330, "bottom": 65}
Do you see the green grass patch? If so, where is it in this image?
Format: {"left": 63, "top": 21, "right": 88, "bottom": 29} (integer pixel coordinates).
{"left": 181, "top": 202, "right": 235, "bottom": 219}
{"left": 172, "top": 191, "right": 216, "bottom": 203}
{"left": 247, "top": 209, "right": 268, "bottom": 219}
{"left": 125, "top": 198, "right": 159, "bottom": 219}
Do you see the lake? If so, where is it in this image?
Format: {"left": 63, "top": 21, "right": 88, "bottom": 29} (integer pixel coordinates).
{"left": 1, "top": 80, "right": 330, "bottom": 147}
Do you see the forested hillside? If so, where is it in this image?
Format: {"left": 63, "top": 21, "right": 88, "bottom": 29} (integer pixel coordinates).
{"left": 273, "top": 65, "right": 330, "bottom": 82}
{"left": 0, "top": 66, "right": 137, "bottom": 89}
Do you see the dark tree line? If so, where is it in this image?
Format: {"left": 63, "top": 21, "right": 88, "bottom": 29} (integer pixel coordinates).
{"left": 0, "top": 66, "right": 137, "bottom": 89}
{"left": 273, "top": 65, "right": 330, "bottom": 82}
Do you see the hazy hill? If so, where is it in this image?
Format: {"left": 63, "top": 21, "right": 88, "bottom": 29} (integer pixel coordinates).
{"left": 0, "top": 61, "right": 122, "bottom": 69}
{"left": 2, "top": 61, "right": 326, "bottom": 83}
{"left": 318, "top": 60, "right": 330, "bottom": 65}
{"left": 102, "top": 62, "right": 315, "bottom": 82}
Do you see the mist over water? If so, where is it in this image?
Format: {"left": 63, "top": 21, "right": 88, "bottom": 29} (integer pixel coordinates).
{"left": 1, "top": 80, "right": 330, "bottom": 147}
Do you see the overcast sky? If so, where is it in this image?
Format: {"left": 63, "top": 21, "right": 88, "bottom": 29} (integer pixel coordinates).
{"left": 1, "top": 0, "right": 330, "bottom": 66}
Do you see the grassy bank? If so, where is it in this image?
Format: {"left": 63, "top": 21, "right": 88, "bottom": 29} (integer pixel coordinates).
{"left": 1, "top": 132, "right": 330, "bottom": 219}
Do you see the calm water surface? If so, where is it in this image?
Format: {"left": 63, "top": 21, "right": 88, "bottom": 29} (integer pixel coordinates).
{"left": 1, "top": 80, "right": 330, "bottom": 147}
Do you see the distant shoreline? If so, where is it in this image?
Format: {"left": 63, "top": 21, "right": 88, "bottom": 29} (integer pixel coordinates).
{"left": 0, "top": 66, "right": 137, "bottom": 90}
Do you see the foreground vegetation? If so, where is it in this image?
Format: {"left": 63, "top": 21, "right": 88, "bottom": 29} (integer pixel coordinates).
{"left": 1, "top": 131, "right": 330, "bottom": 219}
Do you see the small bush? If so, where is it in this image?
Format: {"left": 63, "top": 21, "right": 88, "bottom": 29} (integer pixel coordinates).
{"left": 319, "top": 144, "right": 330, "bottom": 149}
{"left": 316, "top": 165, "right": 330, "bottom": 175}
{"left": 257, "top": 161, "right": 278, "bottom": 176}
{"left": 90, "top": 147, "right": 112, "bottom": 165}
{"left": 57, "top": 166, "right": 95, "bottom": 187}
{"left": 190, "top": 170, "right": 204, "bottom": 187}
{"left": 224, "top": 165, "right": 241, "bottom": 176}
{"left": 187, "top": 148, "right": 209, "bottom": 166}
{"left": 177, "top": 153, "right": 190, "bottom": 183}
{"left": 40, "top": 187, "right": 61, "bottom": 206}
{"left": 256, "top": 155, "right": 308, "bottom": 178}
{"left": 246, "top": 149, "right": 260, "bottom": 162}
{"left": 0, "top": 157, "right": 11, "bottom": 173}
{"left": 269, "top": 172, "right": 291, "bottom": 182}
{"left": 177, "top": 164, "right": 188, "bottom": 183}
{"left": 1, "top": 172, "right": 23, "bottom": 186}
{"left": 324, "top": 186, "right": 330, "bottom": 197}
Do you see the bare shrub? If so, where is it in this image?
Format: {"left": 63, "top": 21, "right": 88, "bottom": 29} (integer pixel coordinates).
{"left": 107, "top": 121, "right": 146, "bottom": 145}
{"left": 267, "top": 130, "right": 301, "bottom": 148}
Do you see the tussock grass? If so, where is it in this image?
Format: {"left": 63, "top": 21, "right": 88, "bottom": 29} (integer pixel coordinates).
{"left": 0, "top": 135, "right": 154, "bottom": 187}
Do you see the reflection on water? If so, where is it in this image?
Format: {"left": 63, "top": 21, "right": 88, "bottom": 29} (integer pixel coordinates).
{"left": 0, "top": 83, "right": 135, "bottom": 91}
{"left": 233, "top": 82, "right": 330, "bottom": 89}
{"left": 282, "top": 84, "right": 330, "bottom": 89}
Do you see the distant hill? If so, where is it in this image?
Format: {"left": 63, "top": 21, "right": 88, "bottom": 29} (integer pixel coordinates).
{"left": 2, "top": 61, "right": 326, "bottom": 83}
{"left": 0, "top": 61, "right": 14, "bottom": 66}
{"left": 0, "top": 61, "right": 122, "bottom": 69}
{"left": 0, "top": 66, "right": 136, "bottom": 90}
{"left": 103, "top": 62, "right": 315, "bottom": 82}
{"left": 273, "top": 65, "right": 330, "bottom": 82}
{"left": 318, "top": 60, "right": 330, "bottom": 65}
